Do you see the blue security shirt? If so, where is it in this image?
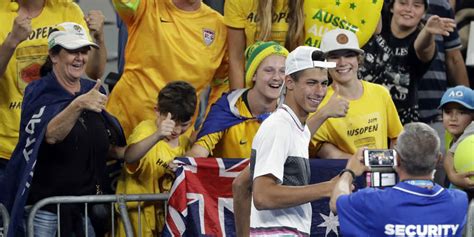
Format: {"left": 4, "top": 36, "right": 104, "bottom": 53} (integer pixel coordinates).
{"left": 337, "top": 182, "right": 468, "bottom": 236}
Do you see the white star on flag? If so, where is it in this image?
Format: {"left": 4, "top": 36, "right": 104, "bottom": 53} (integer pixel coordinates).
{"left": 317, "top": 211, "right": 339, "bottom": 237}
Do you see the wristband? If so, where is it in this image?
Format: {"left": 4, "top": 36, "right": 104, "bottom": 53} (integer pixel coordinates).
{"left": 339, "top": 168, "right": 356, "bottom": 180}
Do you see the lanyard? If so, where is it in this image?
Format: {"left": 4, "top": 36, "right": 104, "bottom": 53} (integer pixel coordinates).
{"left": 403, "top": 179, "right": 435, "bottom": 188}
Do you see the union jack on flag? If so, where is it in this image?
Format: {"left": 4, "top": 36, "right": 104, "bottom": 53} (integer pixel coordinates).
{"left": 163, "top": 157, "right": 249, "bottom": 236}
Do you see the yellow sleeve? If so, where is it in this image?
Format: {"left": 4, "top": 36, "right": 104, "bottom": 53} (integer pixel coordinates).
{"left": 127, "top": 120, "right": 156, "bottom": 145}
{"left": 309, "top": 90, "right": 333, "bottom": 157}
{"left": 383, "top": 88, "right": 403, "bottom": 139}
{"left": 194, "top": 131, "right": 224, "bottom": 156}
{"left": 50, "top": 1, "right": 87, "bottom": 31}
{"left": 224, "top": 0, "right": 247, "bottom": 29}
{"left": 112, "top": 0, "right": 144, "bottom": 25}
{"left": 310, "top": 123, "right": 330, "bottom": 157}
{"left": 180, "top": 135, "right": 192, "bottom": 152}
{"left": 67, "top": 3, "right": 87, "bottom": 26}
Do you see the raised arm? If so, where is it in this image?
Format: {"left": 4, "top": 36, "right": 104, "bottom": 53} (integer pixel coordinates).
{"left": 84, "top": 10, "right": 107, "bottom": 79}
{"left": 414, "top": 15, "right": 456, "bottom": 62}
{"left": 46, "top": 80, "right": 106, "bottom": 144}
{"left": 307, "top": 91, "right": 348, "bottom": 136}
{"left": 112, "top": 0, "right": 141, "bottom": 22}
{"left": 445, "top": 49, "right": 470, "bottom": 87}
{"left": 330, "top": 148, "right": 368, "bottom": 213}
{"left": 227, "top": 27, "right": 246, "bottom": 90}
{"left": 124, "top": 113, "right": 175, "bottom": 164}
{"left": 0, "top": 14, "right": 31, "bottom": 77}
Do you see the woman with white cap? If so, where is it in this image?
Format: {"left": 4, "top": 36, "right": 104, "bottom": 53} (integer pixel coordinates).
{"left": 0, "top": 22, "right": 126, "bottom": 237}
{"left": 0, "top": 0, "right": 107, "bottom": 177}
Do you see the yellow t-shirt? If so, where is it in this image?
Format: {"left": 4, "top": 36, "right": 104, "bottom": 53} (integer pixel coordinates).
{"left": 108, "top": 0, "right": 228, "bottom": 137}
{"left": 310, "top": 81, "right": 403, "bottom": 157}
{"left": 0, "top": 1, "right": 87, "bottom": 159}
{"left": 224, "top": 0, "right": 289, "bottom": 47}
{"left": 115, "top": 119, "right": 190, "bottom": 236}
{"left": 195, "top": 96, "right": 260, "bottom": 158}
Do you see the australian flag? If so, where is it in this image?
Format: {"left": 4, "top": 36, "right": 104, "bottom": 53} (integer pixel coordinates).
{"left": 163, "top": 158, "right": 364, "bottom": 237}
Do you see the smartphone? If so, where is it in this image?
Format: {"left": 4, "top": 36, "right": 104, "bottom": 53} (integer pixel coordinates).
{"left": 363, "top": 149, "right": 397, "bottom": 170}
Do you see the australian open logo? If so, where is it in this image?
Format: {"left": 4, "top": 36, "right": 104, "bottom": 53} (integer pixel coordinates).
{"left": 203, "top": 28, "right": 215, "bottom": 46}
{"left": 73, "top": 24, "right": 82, "bottom": 33}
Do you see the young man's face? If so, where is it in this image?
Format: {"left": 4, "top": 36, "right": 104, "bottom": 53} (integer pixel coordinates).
{"left": 326, "top": 50, "right": 360, "bottom": 84}
{"left": 391, "top": 0, "right": 425, "bottom": 31}
{"left": 288, "top": 68, "right": 329, "bottom": 115}
{"left": 253, "top": 54, "right": 286, "bottom": 101}
{"left": 442, "top": 103, "right": 473, "bottom": 138}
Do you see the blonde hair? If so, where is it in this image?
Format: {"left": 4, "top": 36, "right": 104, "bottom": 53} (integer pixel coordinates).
{"left": 256, "top": 0, "right": 304, "bottom": 51}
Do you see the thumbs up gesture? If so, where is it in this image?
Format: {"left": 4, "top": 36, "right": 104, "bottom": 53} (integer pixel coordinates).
{"left": 320, "top": 85, "right": 349, "bottom": 119}
{"left": 156, "top": 112, "right": 176, "bottom": 140}
{"left": 74, "top": 79, "right": 107, "bottom": 112}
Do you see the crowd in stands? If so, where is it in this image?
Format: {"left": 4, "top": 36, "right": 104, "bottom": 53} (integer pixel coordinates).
{"left": 0, "top": 0, "right": 473, "bottom": 236}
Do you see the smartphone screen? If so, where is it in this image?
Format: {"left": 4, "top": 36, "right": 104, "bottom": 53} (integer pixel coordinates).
{"left": 364, "top": 149, "right": 397, "bottom": 167}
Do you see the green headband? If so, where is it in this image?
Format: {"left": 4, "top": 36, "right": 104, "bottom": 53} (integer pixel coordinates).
{"left": 244, "top": 41, "right": 289, "bottom": 88}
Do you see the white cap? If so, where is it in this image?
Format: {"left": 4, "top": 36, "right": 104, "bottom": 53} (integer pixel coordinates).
{"left": 48, "top": 22, "right": 98, "bottom": 50}
{"left": 285, "top": 46, "right": 336, "bottom": 75}
{"left": 320, "top": 28, "right": 364, "bottom": 55}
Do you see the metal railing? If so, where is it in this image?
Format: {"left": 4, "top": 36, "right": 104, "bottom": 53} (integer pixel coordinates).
{"left": 0, "top": 203, "right": 9, "bottom": 237}
{"left": 27, "top": 194, "right": 169, "bottom": 237}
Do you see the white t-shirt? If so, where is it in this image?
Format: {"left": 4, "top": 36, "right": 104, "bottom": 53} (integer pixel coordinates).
{"left": 250, "top": 104, "right": 312, "bottom": 236}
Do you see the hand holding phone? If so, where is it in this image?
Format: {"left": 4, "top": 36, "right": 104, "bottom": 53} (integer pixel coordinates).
{"left": 363, "top": 149, "right": 397, "bottom": 172}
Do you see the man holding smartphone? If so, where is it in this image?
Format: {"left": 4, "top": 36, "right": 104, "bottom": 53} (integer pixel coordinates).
{"left": 330, "top": 122, "right": 468, "bottom": 236}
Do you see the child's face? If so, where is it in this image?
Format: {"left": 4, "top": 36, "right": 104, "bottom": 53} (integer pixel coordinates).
{"left": 442, "top": 103, "right": 474, "bottom": 138}
{"left": 166, "top": 118, "right": 192, "bottom": 141}
{"left": 391, "top": 0, "right": 425, "bottom": 31}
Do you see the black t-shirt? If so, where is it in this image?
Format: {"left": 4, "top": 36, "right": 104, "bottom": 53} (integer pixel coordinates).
{"left": 359, "top": 15, "right": 432, "bottom": 124}
{"left": 27, "top": 110, "right": 118, "bottom": 206}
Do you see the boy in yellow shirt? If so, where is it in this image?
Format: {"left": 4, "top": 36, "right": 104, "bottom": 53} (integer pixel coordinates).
{"left": 115, "top": 81, "right": 197, "bottom": 236}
